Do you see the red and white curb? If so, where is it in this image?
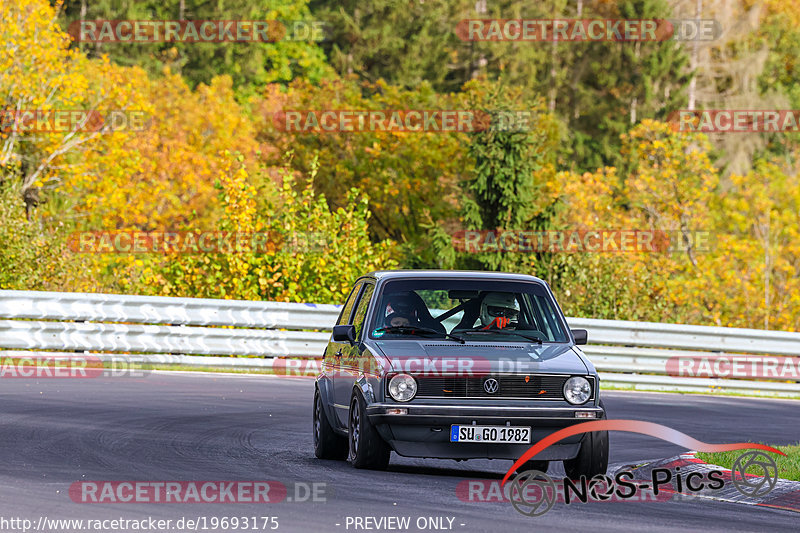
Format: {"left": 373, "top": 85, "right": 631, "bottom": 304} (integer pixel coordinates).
{"left": 612, "top": 452, "right": 800, "bottom": 513}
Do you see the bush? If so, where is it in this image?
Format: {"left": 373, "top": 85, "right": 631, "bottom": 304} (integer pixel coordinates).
{"left": 0, "top": 182, "right": 78, "bottom": 290}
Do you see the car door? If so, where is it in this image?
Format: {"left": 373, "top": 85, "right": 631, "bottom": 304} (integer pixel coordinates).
{"left": 325, "top": 281, "right": 362, "bottom": 425}
{"left": 333, "top": 282, "right": 375, "bottom": 427}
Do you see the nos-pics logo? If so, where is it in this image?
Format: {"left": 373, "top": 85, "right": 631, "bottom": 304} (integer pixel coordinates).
{"left": 503, "top": 420, "right": 782, "bottom": 517}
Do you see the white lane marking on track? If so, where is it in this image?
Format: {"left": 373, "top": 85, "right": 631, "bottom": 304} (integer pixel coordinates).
{"left": 602, "top": 390, "right": 800, "bottom": 404}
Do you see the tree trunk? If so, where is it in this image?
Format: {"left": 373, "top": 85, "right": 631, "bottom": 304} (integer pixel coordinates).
{"left": 687, "top": 0, "right": 702, "bottom": 110}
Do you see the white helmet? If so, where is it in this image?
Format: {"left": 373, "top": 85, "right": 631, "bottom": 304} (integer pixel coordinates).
{"left": 480, "top": 292, "right": 519, "bottom": 326}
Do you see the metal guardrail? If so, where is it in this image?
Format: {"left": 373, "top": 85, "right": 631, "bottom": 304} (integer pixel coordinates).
{"left": 0, "top": 290, "right": 341, "bottom": 329}
{"left": 568, "top": 317, "right": 800, "bottom": 356}
{"left": 1, "top": 290, "right": 798, "bottom": 397}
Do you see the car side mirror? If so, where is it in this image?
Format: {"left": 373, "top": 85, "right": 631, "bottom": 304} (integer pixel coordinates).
{"left": 332, "top": 324, "right": 357, "bottom": 345}
{"left": 571, "top": 328, "right": 588, "bottom": 345}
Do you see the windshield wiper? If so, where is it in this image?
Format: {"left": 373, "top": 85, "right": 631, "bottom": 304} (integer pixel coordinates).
{"left": 373, "top": 326, "right": 466, "bottom": 344}
{"left": 461, "top": 329, "right": 544, "bottom": 344}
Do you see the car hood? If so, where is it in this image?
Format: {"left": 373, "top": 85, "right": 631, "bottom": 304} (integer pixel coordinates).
{"left": 371, "top": 340, "right": 589, "bottom": 375}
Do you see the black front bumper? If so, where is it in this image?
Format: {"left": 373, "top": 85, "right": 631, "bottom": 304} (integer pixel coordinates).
{"left": 366, "top": 403, "right": 603, "bottom": 460}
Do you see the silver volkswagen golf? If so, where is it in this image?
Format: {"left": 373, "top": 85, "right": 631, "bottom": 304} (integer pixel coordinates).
{"left": 313, "top": 270, "right": 608, "bottom": 476}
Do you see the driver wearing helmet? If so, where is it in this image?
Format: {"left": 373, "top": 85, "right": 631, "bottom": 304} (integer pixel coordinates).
{"left": 385, "top": 312, "right": 411, "bottom": 328}
{"left": 479, "top": 292, "right": 519, "bottom": 330}
{"left": 383, "top": 292, "right": 422, "bottom": 328}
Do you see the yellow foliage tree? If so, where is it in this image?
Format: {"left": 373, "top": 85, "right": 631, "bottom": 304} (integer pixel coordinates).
{"left": 132, "top": 152, "right": 397, "bottom": 303}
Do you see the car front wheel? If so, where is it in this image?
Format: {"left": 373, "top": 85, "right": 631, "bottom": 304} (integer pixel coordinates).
{"left": 563, "top": 399, "right": 609, "bottom": 479}
{"left": 313, "top": 388, "right": 348, "bottom": 460}
{"left": 348, "top": 391, "right": 391, "bottom": 469}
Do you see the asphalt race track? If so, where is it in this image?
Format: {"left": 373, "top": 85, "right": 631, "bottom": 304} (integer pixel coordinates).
{"left": 1, "top": 372, "right": 798, "bottom": 532}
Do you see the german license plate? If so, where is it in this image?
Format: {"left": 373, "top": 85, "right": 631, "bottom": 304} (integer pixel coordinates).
{"left": 450, "top": 425, "right": 531, "bottom": 443}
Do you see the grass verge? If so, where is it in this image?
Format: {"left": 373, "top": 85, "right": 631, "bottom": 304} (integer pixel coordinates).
{"left": 696, "top": 444, "right": 800, "bottom": 481}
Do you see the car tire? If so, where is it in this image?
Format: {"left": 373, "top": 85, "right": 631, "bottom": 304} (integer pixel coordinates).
{"left": 313, "top": 388, "right": 348, "bottom": 460}
{"left": 563, "top": 399, "right": 609, "bottom": 479}
{"left": 348, "top": 391, "right": 391, "bottom": 470}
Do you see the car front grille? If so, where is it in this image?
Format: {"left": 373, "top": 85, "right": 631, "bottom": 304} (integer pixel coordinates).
{"left": 413, "top": 374, "right": 579, "bottom": 400}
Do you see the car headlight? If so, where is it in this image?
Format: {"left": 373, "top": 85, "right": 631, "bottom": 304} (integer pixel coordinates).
{"left": 563, "top": 376, "right": 591, "bottom": 405}
{"left": 388, "top": 374, "right": 417, "bottom": 402}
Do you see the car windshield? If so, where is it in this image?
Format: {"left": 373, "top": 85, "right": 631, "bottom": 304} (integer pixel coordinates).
{"left": 368, "top": 278, "right": 569, "bottom": 342}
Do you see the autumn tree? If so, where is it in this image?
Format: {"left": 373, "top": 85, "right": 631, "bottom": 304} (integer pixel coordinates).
{"left": 57, "top": 0, "right": 332, "bottom": 91}
{"left": 135, "top": 153, "right": 397, "bottom": 303}
{"left": 252, "top": 77, "right": 468, "bottom": 266}
{"left": 563, "top": 0, "right": 691, "bottom": 171}
{"left": 433, "top": 80, "right": 561, "bottom": 274}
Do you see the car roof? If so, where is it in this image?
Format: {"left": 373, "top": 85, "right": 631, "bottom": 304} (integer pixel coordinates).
{"left": 363, "top": 269, "right": 546, "bottom": 284}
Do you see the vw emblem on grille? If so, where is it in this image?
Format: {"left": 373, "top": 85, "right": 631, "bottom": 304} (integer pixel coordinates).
{"left": 483, "top": 378, "right": 499, "bottom": 394}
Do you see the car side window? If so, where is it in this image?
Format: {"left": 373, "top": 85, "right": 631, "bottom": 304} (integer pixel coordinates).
{"left": 350, "top": 284, "right": 375, "bottom": 340}
{"left": 336, "top": 282, "right": 363, "bottom": 326}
